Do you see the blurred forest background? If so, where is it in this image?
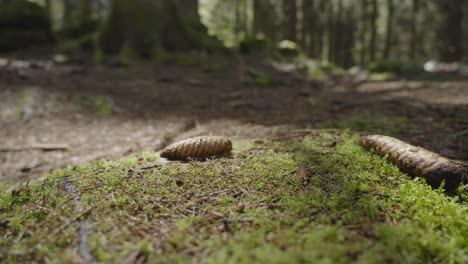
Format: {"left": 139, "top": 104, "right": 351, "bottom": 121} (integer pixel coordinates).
{"left": 1, "top": 0, "right": 467, "bottom": 72}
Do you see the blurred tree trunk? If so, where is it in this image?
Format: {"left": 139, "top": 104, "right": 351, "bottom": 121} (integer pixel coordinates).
{"left": 63, "top": 0, "right": 73, "bottom": 28}
{"left": 254, "top": 0, "right": 278, "bottom": 41}
{"left": 324, "top": 1, "right": 334, "bottom": 62}
{"left": 99, "top": 0, "right": 214, "bottom": 56}
{"left": 368, "top": 0, "right": 378, "bottom": 62}
{"left": 335, "top": 0, "right": 344, "bottom": 66}
{"left": 44, "top": 0, "right": 51, "bottom": 19}
{"left": 342, "top": 8, "right": 356, "bottom": 67}
{"left": 283, "top": 0, "right": 297, "bottom": 41}
{"left": 464, "top": 2, "right": 468, "bottom": 62}
{"left": 409, "top": 0, "right": 419, "bottom": 60}
{"left": 302, "top": 0, "right": 315, "bottom": 56}
{"left": 359, "top": 0, "right": 368, "bottom": 65}
{"left": 383, "top": 0, "right": 394, "bottom": 60}
{"left": 235, "top": 0, "right": 242, "bottom": 42}
{"left": 80, "top": 0, "right": 92, "bottom": 21}
{"left": 438, "top": 0, "right": 464, "bottom": 62}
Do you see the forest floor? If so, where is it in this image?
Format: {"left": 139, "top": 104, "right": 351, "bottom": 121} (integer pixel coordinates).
{"left": 1, "top": 56, "right": 467, "bottom": 185}
{"left": 0, "top": 55, "right": 467, "bottom": 263}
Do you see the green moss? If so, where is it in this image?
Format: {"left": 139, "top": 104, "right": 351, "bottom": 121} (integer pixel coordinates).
{"left": 71, "top": 94, "right": 113, "bottom": 115}
{"left": 368, "top": 60, "right": 423, "bottom": 75}
{"left": 246, "top": 68, "right": 270, "bottom": 87}
{"left": 1, "top": 133, "right": 466, "bottom": 263}
{"left": 321, "top": 115, "right": 419, "bottom": 136}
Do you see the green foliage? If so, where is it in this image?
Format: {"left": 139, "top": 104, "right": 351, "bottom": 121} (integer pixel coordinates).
{"left": 57, "top": 20, "right": 99, "bottom": 40}
{"left": 203, "top": 63, "right": 223, "bottom": 73}
{"left": 368, "top": 60, "right": 423, "bottom": 75}
{"left": 308, "top": 62, "right": 344, "bottom": 80}
{"left": 0, "top": 0, "right": 52, "bottom": 51}
{"left": 239, "top": 36, "right": 272, "bottom": 54}
{"left": 277, "top": 40, "right": 302, "bottom": 58}
{"left": 71, "top": 94, "right": 112, "bottom": 115}
{"left": 60, "top": 33, "right": 96, "bottom": 55}
{"left": 117, "top": 42, "right": 139, "bottom": 66}
{"left": 94, "top": 48, "right": 105, "bottom": 65}
{"left": 368, "top": 72, "right": 397, "bottom": 81}
{"left": 246, "top": 68, "right": 270, "bottom": 87}
{"left": 151, "top": 46, "right": 167, "bottom": 63}
{"left": 199, "top": 0, "right": 238, "bottom": 48}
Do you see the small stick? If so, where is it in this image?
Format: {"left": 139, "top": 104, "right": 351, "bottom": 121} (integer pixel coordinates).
{"left": 0, "top": 143, "right": 69, "bottom": 152}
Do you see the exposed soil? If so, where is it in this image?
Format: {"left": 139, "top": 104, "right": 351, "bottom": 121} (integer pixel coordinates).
{"left": 1, "top": 56, "right": 467, "bottom": 184}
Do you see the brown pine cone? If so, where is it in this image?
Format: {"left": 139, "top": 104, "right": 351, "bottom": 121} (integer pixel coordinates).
{"left": 160, "top": 136, "right": 232, "bottom": 160}
{"left": 358, "top": 135, "right": 464, "bottom": 189}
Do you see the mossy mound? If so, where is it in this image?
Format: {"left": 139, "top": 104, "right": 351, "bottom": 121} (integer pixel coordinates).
{"left": 1, "top": 132, "right": 467, "bottom": 263}
{"left": 0, "top": 0, "right": 52, "bottom": 52}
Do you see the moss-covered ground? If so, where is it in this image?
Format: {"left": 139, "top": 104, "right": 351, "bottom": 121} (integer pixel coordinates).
{"left": 1, "top": 131, "right": 467, "bottom": 263}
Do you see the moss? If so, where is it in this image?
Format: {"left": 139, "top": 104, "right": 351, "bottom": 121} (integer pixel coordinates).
{"left": 246, "top": 68, "right": 270, "bottom": 87}
{"left": 368, "top": 60, "right": 423, "bottom": 75}
{"left": 1, "top": 133, "right": 466, "bottom": 262}
{"left": 70, "top": 94, "right": 113, "bottom": 115}
{"left": 321, "top": 115, "right": 419, "bottom": 136}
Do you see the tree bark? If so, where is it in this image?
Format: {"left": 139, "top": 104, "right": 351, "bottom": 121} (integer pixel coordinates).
{"left": 283, "top": 0, "right": 297, "bottom": 41}
{"left": 99, "top": 0, "right": 214, "bottom": 55}
{"left": 254, "top": 0, "right": 277, "bottom": 41}
{"left": 63, "top": 0, "right": 74, "bottom": 28}
{"left": 438, "top": 0, "right": 464, "bottom": 62}
{"left": 368, "top": 0, "right": 378, "bottom": 62}
{"left": 383, "top": 0, "right": 394, "bottom": 60}
{"left": 302, "top": 0, "right": 315, "bottom": 56}
{"left": 409, "top": 0, "right": 419, "bottom": 60}
{"left": 324, "top": 1, "right": 334, "bottom": 63}
{"left": 359, "top": 0, "right": 368, "bottom": 65}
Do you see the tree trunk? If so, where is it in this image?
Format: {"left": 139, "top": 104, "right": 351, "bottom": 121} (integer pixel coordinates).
{"left": 99, "top": 0, "right": 214, "bottom": 56}
{"left": 438, "top": 0, "right": 464, "bottom": 62}
{"left": 335, "top": 0, "right": 344, "bottom": 66}
{"left": 409, "top": 0, "right": 419, "bottom": 60}
{"left": 63, "top": 0, "right": 74, "bottom": 28}
{"left": 324, "top": 1, "right": 334, "bottom": 63}
{"left": 302, "top": 0, "right": 314, "bottom": 56}
{"left": 383, "top": 0, "right": 394, "bottom": 60}
{"left": 359, "top": 0, "right": 368, "bottom": 65}
{"left": 342, "top": 9, "right": 356, "bottom": 67}
{"left": 368, "top": 0, "right": 378, "bottom": 62}
{"left": 79, "top": 0, "right": 92, "bottom": 22}
{"left": 254, "top": 0, "right": 277, "bottom": 40}
{"left": 283, "top": 0, "right": 297, "bottom": 41}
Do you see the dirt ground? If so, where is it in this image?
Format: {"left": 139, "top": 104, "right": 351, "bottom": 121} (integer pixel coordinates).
{"left": 1, "top": 57, "right": 467, "bottom": 185}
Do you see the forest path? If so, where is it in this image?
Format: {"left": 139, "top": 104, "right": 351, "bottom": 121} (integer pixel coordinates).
{"left": 1, "top": 60, "right": 467, "bottom": 184}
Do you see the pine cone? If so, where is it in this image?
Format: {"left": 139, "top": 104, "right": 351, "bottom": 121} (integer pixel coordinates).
{"left": 358, "top": 135, "right": 464, "bottom": 189}
{"left": 160, "top": 136, "right": 232, "bottom": 160}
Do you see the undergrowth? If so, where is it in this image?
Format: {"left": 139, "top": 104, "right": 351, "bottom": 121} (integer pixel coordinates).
{"left": 0, "top": 132, "right": 466, "bottom": 263}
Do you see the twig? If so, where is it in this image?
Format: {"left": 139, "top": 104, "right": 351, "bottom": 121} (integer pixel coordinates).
{"left": 0, "top": 143, "right": 69, "bottom": 152}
